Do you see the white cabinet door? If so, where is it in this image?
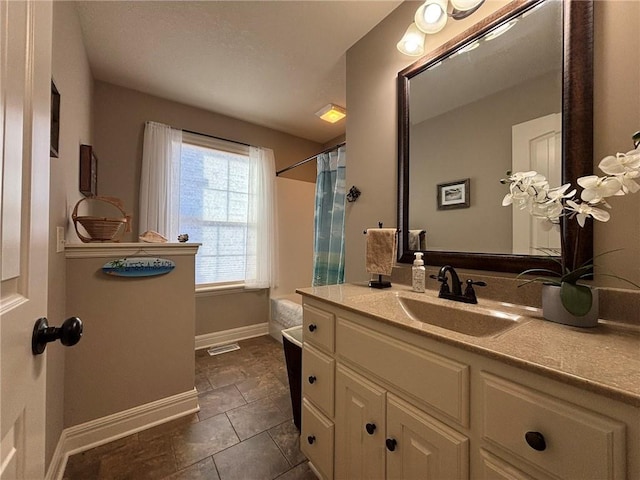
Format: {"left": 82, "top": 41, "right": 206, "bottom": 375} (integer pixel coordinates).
{"left": 386, "top": 394, "right": 469, "bottom": 480}
{"left": 335, "top": 364, "right": 385, "bottom": 480}
{"left": 0, "top": 1, "right": 52, "bottom": 478}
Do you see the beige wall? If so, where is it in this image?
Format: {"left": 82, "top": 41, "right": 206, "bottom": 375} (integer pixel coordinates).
{"left": 346, "top": 0, "right": 640, "bottom": 287}
{"left": 593, "top": 0, "right": 640, "bottom": 287}
{"left": 92, "top": 81, "right": 323, "bottom": 241}
{"left": 410, "top": 72, "right": 559, "bottom": 253}
{"left": 48, "top": 1, "right": 94, "bottom": 466}
{"left": 273, "top": 177, "right": 316, "bottom": 297}
{"left": 195, "top": 289, "right": 268, "bottom": 335}
{"left": 92, "top": 82, "right": 327, "bottom": 334}
{"left": 65, "top": 248, "right": 196, "bottom": 426}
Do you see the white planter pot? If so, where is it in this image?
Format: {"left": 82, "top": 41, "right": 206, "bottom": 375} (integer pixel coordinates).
{"left": 541, "top": 284, "right": 599, "bottom": 328}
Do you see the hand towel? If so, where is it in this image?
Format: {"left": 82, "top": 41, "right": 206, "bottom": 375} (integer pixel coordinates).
{"left": 408, "top": 229, "right": 427, "bottom": 250}
{"left": 365, "top": 228, "right": 397, "bottom": 276}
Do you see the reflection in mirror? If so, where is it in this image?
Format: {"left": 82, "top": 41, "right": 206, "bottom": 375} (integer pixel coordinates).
{"left": 398, "top": 0, "right": 594, "bottom": 273}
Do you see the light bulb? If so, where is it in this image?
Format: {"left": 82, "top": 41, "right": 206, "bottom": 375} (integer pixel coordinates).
{"left": 415, "top": 0, "right": 448, "bottom": 34}
{"left": 423, "top": 3, "right": 444, "bottom": 23}
{"left": 397, "top": 23, "right": 426, "bottom": 57}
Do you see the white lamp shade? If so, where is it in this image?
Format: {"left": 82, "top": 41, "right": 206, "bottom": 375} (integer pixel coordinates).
{"left": 415, "top": 0, "right": 448, "bottom": 34}
{"left": 450, "top": 0, "right": 483, "bottom": 12}
{"left": 397, "top": 23, "right": 426, "bottom": 56}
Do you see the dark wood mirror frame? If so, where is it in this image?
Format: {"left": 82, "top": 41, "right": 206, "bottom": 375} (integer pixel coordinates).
{"left": 397, "top": 0, "right": 593, "bottom": 274}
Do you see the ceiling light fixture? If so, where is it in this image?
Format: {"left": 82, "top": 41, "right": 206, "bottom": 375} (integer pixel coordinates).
{"left": 315, "top": 104, "right": 346, "bottom": 123}
{"left": 397, "top": 0, "right": 485, "bottom": 56}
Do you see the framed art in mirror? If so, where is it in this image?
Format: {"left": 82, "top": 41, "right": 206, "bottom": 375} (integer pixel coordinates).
{"left": 397, "top": 0, "right": 593, "bottom": 274}
{"left": 79, "top": 144, "right": 97, "bottom": 197}
{"left": 437, "top": 179, "right": 470, "bottom": 210}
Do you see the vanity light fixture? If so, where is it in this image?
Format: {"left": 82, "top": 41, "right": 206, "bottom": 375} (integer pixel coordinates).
{"left": 315, "top": 104, "right": 346, "bottom": 123}
{"left": 397, "top": 23, "right": 426, "bottom": 56}
{"left": 457, "top": 39, "right": 480, "bottom": 54}
{"left": 397, "top": 0, "right": 485, "bottom": 55}
{"left": 484, "top": 19, "right": 517, "bottom": 41}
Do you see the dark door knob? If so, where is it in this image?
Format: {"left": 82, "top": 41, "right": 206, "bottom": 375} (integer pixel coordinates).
{"left": 308, "top": 324, "right": 317, "bottom": 332}
{"left": 385, "top": 438, "right": 397, "bottom": 452}
{"left": 525, "top": 431, "right": 546, "bottom": 451}
{"left": 365, "top": 423, "right": 376, "bottom": 435}
{"left": 32, "top": 317, "right": 83, "bottom": 355}
{"left": 307, "top": 435, "right": 316, "bottom": 445}
{"left": 308, "top": 375, "right": 317, "bottom": 384}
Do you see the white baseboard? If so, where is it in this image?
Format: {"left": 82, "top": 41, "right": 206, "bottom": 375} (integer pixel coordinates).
{"left": 45, "top": 389, "right": 199, "bottom": 480}
{"left": 195, "top": 322, "right": 268, "bottom": 350}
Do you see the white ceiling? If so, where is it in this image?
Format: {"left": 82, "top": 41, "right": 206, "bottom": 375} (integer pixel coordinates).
{"left": 74, "top": 0, "right": 402, "bottom": 144}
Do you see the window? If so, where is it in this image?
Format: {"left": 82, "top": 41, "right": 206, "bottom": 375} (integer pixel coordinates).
{"left": 179, "top": 132, "right": 251, "bottom": 286}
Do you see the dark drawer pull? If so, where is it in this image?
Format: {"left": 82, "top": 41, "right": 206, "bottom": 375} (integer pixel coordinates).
{"left": 308, "top": 324, "right": 317, "bottom": 332}
{"left": 365, "top": 423, "right": 376, "bottom": 435}
{"left": 307, "top": 435, "right": 316, "bottom": 445}
{"left": 385, "top": 438, "right": 397, "bottom": 452}
{"left": 308, "top": 375, "right": 317, "bottom": 384}
{"left": 525, "top": 431, "right": 546, "bottom": 451}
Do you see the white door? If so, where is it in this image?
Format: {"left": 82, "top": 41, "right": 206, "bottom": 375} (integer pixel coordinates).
{"left": 1, "top": 1, "right": 52, "bottom": 478}
{"left": 511, "top": 113, "right": 562, "bottom": 255}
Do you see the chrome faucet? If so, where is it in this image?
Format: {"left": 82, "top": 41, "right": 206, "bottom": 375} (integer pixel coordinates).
{"left": 430, "top": 265, "right": 486, "bottom": 304}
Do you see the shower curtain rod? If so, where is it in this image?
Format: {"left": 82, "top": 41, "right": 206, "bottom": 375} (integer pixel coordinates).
{"left": 276, "top": 141, "right": 346, "bottom": 177}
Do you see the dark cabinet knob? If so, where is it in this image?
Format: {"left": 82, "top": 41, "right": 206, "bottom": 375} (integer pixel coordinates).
{"left": 308, "top": 324, "right": 317, "bottom": 332}
{"left": 365, "top": 423, "right": 376, "bottom": 435}
{"left": 525, "top": 431, "right": 546, "bottom": 451}
{"left": 308, "top": 375, "right": 317, "bottom": 384}
{"left": 32, "top": 317, "right": 83, "bottom": 355}
{"left": 307, "top": 435, "right": 316, "bottom": 445}
{"left": 385, "top": 438, "right": 397, "bottom": 452}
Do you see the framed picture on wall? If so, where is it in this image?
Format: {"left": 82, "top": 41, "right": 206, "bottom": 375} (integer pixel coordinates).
{"left": 79, "top": 144, "right": 98, "bottom": 196}
{"left": 50, "top": 80, "right": 60, "bottom": 158}
{"left": 437, "top": 178, "right": 470, "bottom": 210}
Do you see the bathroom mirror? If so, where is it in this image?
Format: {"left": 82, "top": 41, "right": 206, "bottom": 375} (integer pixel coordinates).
{"left": 398, "top": 0, "right": 593, "bottom": 273}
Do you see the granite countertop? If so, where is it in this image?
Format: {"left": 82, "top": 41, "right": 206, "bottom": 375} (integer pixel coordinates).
{"left": 296, "top": 283, "right": 640, "bottom": 407}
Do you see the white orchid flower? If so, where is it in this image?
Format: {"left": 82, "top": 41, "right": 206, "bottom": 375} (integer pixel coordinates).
{"left": 565, "top": 200, "right": 610, "bottom": 227}
{"left": 578, "top": 175, "right": 622, "bottom": 204}
{"left": 614, "top": 171, "right": 640, "bottom": 195}
{"left": 545, "top": 183, "right": 576, "bottom": 203}
{"left": 598, "top": 149, "right": 640, "bottom": 176}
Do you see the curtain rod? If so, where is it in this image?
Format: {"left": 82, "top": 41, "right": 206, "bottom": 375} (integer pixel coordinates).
{"left": 181, "top": 128, "right": 253, "bottom": 148}
{"left": 276, "top": 141, "right": 346, "bottom": 176}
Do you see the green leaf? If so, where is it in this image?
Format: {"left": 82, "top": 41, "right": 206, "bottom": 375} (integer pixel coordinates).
{"left": 561, "top": 264, "right": 594, "bottom": 284}
{"left": 517, "top": 268, "right": 561, "bottom": 278}
{"left": 560, "top": 282, "right": 592, "bottom": 316}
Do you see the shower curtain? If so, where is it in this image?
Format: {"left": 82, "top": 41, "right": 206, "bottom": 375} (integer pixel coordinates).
{"left": 312, "top": 145, "right": 346, "bottom": 286}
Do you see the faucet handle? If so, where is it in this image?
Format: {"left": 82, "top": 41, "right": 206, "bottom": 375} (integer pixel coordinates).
{"left": 430, "top": 274, "right": 450, "bottom": 294}
{"left": 463, "top": 279, "right": 486, "bottom": 303}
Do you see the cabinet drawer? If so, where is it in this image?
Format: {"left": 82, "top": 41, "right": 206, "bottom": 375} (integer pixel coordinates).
{"left": 303, "top": 304, "right": 335, "bottom": 352}
{"left": 303, "top": 344, "right": 335, "bottom": 417}
{"left": 336, "top": 318, "right": 469, "bottom": 426}
{"left": 481, "top": 373, "right": 626, "bottom": 480}
{"left": 301, "top": 398, "right": 334, "bottom": 480}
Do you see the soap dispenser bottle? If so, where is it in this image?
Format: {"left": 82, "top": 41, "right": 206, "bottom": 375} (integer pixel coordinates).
{"left": 412, "top": 252, "right": 425, "bottom": 293}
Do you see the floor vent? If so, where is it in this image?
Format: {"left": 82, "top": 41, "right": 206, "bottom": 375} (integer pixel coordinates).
{"left": 207, "top": 343, "right": 240, "bottom": 356}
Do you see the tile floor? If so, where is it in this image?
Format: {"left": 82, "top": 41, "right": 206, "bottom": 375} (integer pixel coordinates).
{"left": 63, "top": 336, "right": 315, "bottom": 480}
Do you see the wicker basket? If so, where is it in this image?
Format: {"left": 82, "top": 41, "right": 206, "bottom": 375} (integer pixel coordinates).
{"left": 72, "top": 196, "right": 131, "bottom": 243}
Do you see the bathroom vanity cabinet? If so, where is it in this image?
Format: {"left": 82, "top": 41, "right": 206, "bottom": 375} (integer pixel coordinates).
{"left": 299, "top": 293, "right": 639, "bottom": 480}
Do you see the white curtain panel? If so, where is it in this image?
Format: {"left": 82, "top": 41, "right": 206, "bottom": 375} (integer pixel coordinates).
{"left": 139, "top": 121, "right": 182, "bottom": 240}
{"left": 245, "top": 146, "right": 278, "bottom": 289}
